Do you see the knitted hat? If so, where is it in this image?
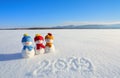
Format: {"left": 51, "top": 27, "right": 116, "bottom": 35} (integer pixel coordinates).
{"left": 45, "top": 33, "right": 54, "bottom": 40}
{"left": 34, "top": 34, "right": 44, "bottom": 41}
{"left": 22, "top": 33, "right": 32, "bottom": 42}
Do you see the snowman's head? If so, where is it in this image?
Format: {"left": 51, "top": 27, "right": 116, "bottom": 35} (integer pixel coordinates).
{"left": 35, "top": 40, "right": 43, "bottom": 44}
{"left": 22, "top": 42, "right": 32, "bottom": 46}
{"left": 34, "top": 34, "right": 44, "bottom": 44}
{"left": 45, "top": 39, "right": 53, "bottom": 43}
{"left": 45, "top": 33, "right": 54, "bottom": 43}
{"left": 22, "top": 34, "right": 33, "bottom": 46}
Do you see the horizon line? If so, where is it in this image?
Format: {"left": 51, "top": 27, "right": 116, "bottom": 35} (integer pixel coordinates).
{"left": 1, "top": 21, "right": 120, "bottom": 28}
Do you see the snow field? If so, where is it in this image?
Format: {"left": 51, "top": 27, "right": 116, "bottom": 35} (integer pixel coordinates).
{"left": 0, "top": 29, "right": 120, "bottom": 78}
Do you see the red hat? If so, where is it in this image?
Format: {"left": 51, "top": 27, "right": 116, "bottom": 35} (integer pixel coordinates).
{"left": 34, "top": 34, "right": 44, "bottom": 41}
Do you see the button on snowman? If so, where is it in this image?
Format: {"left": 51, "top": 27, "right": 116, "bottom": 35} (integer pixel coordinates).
{"left": 45, "top": 33, "right": 55, "bottom": 53}
{"left": 34, "top": 34, "right": 45, "bottom": 54}
{"left": 21, "top": 34, "right": 35, "bottom": 58}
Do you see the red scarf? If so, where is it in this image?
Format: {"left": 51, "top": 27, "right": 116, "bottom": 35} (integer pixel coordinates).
{"left": 36, "top": 44, "right": 45, "bottom": 50}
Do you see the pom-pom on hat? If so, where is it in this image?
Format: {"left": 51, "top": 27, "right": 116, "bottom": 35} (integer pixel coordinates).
{"left": 34, "top": 34, "right": 44, "bottom": 41}
{"left": 24, "top": 33, "right": 29, "bottom": 36}
{"left": 45, "top": 33, "right": 54, "bottom": 40}
{"left": 35, "top": 34, "right": 41, "bottom": 36}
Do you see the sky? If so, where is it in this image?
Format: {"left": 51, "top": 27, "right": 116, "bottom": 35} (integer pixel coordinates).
{"left": 0, "top": 0, "right": 120, "bottom": 28}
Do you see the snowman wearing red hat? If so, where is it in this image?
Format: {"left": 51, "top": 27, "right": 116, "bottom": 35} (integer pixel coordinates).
{"left": 34, "top": 34, "right": 45, "bottom": 54}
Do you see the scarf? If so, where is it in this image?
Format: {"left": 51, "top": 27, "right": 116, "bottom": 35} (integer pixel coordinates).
{"left": 45, "top": 43, "right": 52, "bottom": 48}
{"left": 36, "top": 44, "right": 45, "bottom": 50}
{"left": 23, "top": 45, "right": 33, "bottom": 51}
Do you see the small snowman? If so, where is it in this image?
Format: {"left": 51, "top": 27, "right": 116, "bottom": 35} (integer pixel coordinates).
{"left": 45, "top": 33, "right": 55, "bottom": 53}
{"left": 34, "top": 34, "right": 45, "bottom": 54}
{"left": 21, "top": 34, "right": 35, "bottom": 58}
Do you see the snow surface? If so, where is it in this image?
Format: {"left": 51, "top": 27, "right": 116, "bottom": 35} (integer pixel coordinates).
{"left": 0, "top": 29, "right": 120, "bottom": 78}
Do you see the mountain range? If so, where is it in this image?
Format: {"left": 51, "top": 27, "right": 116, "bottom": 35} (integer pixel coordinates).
{"left": 1, "top": 24, "right": 120, "bottom": 30}
{"left": 53, "top": 24, "right": 120, "bottom": 29}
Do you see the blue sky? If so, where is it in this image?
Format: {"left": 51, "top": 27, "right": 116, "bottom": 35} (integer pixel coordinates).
{"left": 0, "top": 0, "right": 120, "bottom": 27}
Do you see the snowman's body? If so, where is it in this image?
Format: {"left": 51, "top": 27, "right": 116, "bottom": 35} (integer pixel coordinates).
{"left": 22, "top": 48, "right": 35, "bottom": 58}
{"left": 35, "top": 48, "right": 45, "bottom": 54}
{"left": 21, "top": 35, "right": 35, "bottom": 58}
{"left": 34, "top": 34, "right": 45, "bottom": 55}
{"left": 45, "top": 44, "right": 55, "bottom": 53}
{"left": 45, "top": 35, "right": 55, "bottom": 53}
{"left": 35, "top": 40, "right": 45, "bottom": 54}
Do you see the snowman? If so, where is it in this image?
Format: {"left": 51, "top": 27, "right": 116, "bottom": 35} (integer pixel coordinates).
{"left": 21, "top": 34, "right": 35, "bottom": 58}
{"left": 45, "top": 33, "right": 55, "bottom": 53}
{"left": 34, "top": 34, "right": 45, "bottom": 54}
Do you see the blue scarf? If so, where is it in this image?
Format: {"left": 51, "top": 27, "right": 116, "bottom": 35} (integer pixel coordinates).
{"left": 23, "top": 45, "right": 34, "bottom": 51}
